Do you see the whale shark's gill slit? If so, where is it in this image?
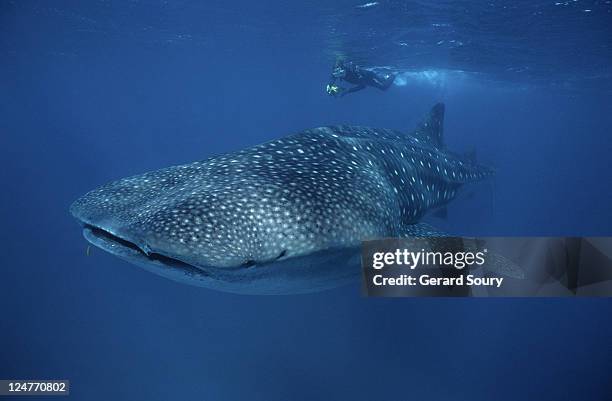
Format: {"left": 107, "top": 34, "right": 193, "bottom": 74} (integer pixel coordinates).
{"left": 84, "top": 224, "right": 197, "bottom": 270}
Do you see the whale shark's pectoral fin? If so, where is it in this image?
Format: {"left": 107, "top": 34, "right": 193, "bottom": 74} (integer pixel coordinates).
{"left": 399, "top": 222, "right": 448, "bottom": 237}
{"left": 480, "top": 250, "right": 525, "bottom": 279}
{"left": 469, "top": 239, "right": 525, "bottom": 279}
{"left": 410, "top": 103, "right": 445, "bottom": 148}
{"left": 398, "top": 227, "right": 525, "bottom": 279}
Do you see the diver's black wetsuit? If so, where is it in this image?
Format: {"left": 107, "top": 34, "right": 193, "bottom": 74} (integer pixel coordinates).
{"left": 329, "top": 61, "right": 395, "bottom": 96}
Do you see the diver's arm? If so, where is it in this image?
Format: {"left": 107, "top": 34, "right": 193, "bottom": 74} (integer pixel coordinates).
{"left": 340, "top": 84, "right": 366, "bottom": 96}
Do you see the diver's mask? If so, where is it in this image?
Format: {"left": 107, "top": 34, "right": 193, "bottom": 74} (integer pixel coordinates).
{"left": 332, "top": 67, "right": 346, "bottom": 78}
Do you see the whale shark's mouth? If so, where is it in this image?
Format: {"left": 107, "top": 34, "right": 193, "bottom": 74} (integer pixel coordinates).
{"left": 82, "top": 224, "right": 210, "bottom": 276}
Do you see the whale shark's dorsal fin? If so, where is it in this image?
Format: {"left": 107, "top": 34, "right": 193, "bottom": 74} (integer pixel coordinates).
{"left": 410, "top": 103, "right": 445, "bottom": 149}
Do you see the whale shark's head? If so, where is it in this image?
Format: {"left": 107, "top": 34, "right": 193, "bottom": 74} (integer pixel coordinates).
{"left": 69, "top": 152, "right": 379, "bottom": 294}
{"left": 71, "top": 171, "right": 286, "bottom": 266}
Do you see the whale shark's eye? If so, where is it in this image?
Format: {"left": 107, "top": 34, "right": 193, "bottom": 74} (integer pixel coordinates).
{"left": 241, "top": 250, "right": 288, "bottom": 268}
{"left": 241, "top": 260, "right": 256, "bottom": 268}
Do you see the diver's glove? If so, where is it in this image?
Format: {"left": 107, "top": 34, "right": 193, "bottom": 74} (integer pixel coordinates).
{"left": 326, "top": 84, "right": 343, "bottom": 97}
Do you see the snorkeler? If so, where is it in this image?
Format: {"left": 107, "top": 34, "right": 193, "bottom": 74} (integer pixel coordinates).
{"left": 326, "top": 60, "right": 396, "bottom": 97}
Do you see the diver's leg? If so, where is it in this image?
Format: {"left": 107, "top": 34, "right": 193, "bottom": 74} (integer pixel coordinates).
{"left": 371, "top": 72, "right": 396, "bottom": 90}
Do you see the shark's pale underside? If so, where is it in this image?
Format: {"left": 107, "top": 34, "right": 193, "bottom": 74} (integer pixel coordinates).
{"left": 71, "top": 103, "right": 496, "bottom": 294}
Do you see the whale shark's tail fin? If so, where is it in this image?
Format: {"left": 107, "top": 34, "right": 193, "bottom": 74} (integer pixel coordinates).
{"left": 410, "top": 103, "right": 445, "bottom": 149}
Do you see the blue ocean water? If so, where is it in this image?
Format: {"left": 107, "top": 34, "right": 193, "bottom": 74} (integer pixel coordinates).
{"left": 1, "top": 0, "right": 611, "bottom": 400}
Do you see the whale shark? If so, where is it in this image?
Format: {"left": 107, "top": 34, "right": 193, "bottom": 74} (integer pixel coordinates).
{"left": 70, "top": 103, "right": 494, "bottom": 294}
